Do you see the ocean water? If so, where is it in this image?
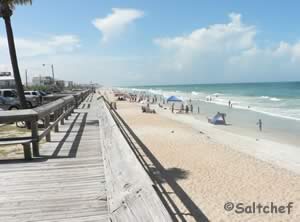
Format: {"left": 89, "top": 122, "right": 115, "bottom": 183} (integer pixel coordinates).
{"left": 125, "top": 82, "right": 300, "bottom": 121}
{"left": 118, "top": 82, "right": 300, "bottom": 173}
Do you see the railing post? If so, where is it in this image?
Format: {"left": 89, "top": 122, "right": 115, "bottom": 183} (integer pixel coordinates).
{"left": 75, "top": 96, "right": 79, "bottom": 108}
{"left": 31, "top": 120, "right": 39, "bottom": 157}
{"left": 69, "top": 102, "right": 72, "bottom": 113}
{"left": 60, "top": 108, "right": 64, "bottom": 125}
{"left": 65, "top": 105, "right": 69, "bottom": 120}
{"left": 54, "top": 111, "right": 59, "bottom": 132}
{"left": 23, "top": 143, "right": 32, "bottom": 160}
{"left": 45, "top": 115, "right": 51, "bottom": 142}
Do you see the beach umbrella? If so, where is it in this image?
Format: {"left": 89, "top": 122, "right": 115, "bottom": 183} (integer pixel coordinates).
{"left": 167, "top": 96, "right": 182, "bottom": 102}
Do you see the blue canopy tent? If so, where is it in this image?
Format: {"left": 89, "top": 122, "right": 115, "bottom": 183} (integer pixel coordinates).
{"left": 208, "top": 112, "right": 226, "bottom": 125}
{"left": 166, "top": 96, "right": 182, "bottom": 103}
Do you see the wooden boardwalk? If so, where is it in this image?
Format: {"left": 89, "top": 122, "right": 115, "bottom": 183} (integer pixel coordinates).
{"left": 0, "top": 95, "right": 109, "bottom": 222}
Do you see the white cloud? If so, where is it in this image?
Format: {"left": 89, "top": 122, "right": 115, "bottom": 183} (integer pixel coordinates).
{"left": 154, "top": 13, "right": 300, "bottom": 83}
{"left": 2, "top": 12, "right": 300, "bottom": 85}
{"left": 154, "top": 13, "right": 256, "bottom": 70}
{"left": 0, "top": 34, "right": 80, "bottom": 57}
{"left": 49, "top": 35, "right": 80, "bottom": 48}
{"left": 93, "top": 8, "right": 144, "bottom": 42}
{"left": 155, "top": 13, "right": 255, "bottom": 51}
{"left": 11, "top": 54, "right": 157, "bottom": 86}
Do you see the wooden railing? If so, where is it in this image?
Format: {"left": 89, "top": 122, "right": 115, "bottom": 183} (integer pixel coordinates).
{"left": 98, "top": 97, "right": 173, "bottom": 222}
{"left": 0, "top": 90, "right": 91, "bottom": 160}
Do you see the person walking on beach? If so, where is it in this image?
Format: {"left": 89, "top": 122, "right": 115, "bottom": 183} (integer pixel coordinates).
{"left": 228, "top": 100, "right": 231, "bottom": 108}
{"left": 257, "top": 119, "right": 262, "bottom": 131}
{"left": 171, "top": 103, "right": 174, "bottom": 113}
{"left": 181, "top": 103, "right": 184, "bottom": 112}
{"left": 185, "top": 105, "right": 189, "bottom": 113}
{"left": 190, "top": 104, "right": 193, "bottom": 113}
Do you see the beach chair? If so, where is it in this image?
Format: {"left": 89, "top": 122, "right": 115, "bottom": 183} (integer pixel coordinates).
{"left": 141, "top": 106, "right": 156, "bottom": 114}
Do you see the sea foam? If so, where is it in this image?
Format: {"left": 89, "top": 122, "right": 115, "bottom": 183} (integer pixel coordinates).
{"left": 122, "top": 85, "right": 300, "bottom": 121}
{"left": 270, "top": 97, "right": 281, "bottom": 101}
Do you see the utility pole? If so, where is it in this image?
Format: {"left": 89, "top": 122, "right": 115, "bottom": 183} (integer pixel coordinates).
{"left": 25, "top": 69, "right": 28, "bottom": 88}
{"left": 51, "top": 64, "right": 55, "bottom": 84}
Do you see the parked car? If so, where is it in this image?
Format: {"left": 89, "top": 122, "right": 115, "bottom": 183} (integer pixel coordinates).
{"left": 38, "top": 90, "right": 48, "bottom": 96}
{"left": 25, "top": 91, "right": 43, "bottom": 105}
{"left": 24, "top": 90, "right": 41, "bottom": 97}
{"left": 0, "top": 89, "right": 39, "bottom": 108}
{"left": 0, "top": 96, "right": 21, "bottom": 110}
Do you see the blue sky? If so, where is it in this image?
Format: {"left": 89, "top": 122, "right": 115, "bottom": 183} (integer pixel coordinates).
{"left": 1, "top": 0, "right": 300, "bottom": 85}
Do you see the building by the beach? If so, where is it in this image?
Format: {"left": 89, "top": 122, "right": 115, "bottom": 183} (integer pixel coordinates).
{"left": 0, "top": 72, "right": 15, "bottom": 89}
{"left": 66, "top": 81, "right": 73, "bottom": 88}
{"left": 55, "top": 80, "right": 65, "bottom": 88}
{"left": 32, "top": 76, "right": 53, "bottom": 86}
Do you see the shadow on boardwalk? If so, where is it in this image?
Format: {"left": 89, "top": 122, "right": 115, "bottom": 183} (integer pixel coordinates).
{"left": 41, "top": 111, "right": 88, "bottom": 159}
{"left": 0, "top": 111, "right": 88, "bottom": 164}
{"left": 109, "top": 107, "right": 209, "bottom": 222}
{"left": 0, "top": 158, "right": 48, "bottom": 164}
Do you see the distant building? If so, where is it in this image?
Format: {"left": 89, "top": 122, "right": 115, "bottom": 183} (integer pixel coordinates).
{"left": 55, "top": 80, "right": 65, "bottom": 88}
{"left": 66, "top": 81, "right": 73, "bottom": 88}
{"left": 32, "top": 76, "right": 53, "bottom": 86}
{"left": 0, "top": 72, "right": 15, "bottom": 89}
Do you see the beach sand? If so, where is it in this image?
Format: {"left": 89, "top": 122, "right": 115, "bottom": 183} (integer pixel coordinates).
{"left": 115, "top": 99, "right": 300, "bottom": 222}
{"left": 0, "top": 124, "right": 31, "bottom": 159}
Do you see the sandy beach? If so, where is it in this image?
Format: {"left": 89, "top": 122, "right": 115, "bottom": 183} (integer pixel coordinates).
{"left": 0, "top": 124, "right": 31, "bottom": 159}
{"left": 112, "top": 97, "right": 300, "bottom": 222}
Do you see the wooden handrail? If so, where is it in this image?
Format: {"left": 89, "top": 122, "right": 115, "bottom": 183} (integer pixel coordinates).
{"left": 0, "top": 109, "right": 37, "bottom": 123}
{"left": 0, "top": 90, "right": 91, "bottom": 159}
{"left": 38, "top": 105, "right": 74, "bottom": 141}
{"left": 0, "top": 91, "right": 88, "bottom": 124}
{"left": 98, "top": 97, "right": 173, "bottom": 221}
{"left": 34, "top": 99, "right": 65, "bottom": 119}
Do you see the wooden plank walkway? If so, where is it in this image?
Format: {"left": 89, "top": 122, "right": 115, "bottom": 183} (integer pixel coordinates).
{"left": 0, "top": 94, "right": 109, "bottom": 222}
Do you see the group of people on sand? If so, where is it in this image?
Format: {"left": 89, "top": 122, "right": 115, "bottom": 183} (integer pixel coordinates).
{"left": 126, "top": 92, "right": 264, "bottom": 132}
{"left": 171, "top": 103, "right": 195, "bottom": 114}
{"left": 170, "top": 99, "right": 263, "bottom": 131}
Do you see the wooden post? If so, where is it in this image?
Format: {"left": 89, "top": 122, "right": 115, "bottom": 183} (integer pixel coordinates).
{"left": 23, "top": 143, "right": 32, "bottom": 160}
{"left": 71, "top": 101, "right": 75, "bottom": 113}
{"left": 75, "top": 97, "right": 79, "bottom": 108}
{"left": 31, "top": 120, "right": 39, "bottom": 157}
{"left": 54, "top": 111, "right": 59, "bottom": 132}
{"left": 65, "top": 105, "right": 69, "bottom": 120}
{"left": 45, "top": 115, "right": 51, "bottom": 142}
{"left": 65, "top": 105, "right": 68, "bottom": 119}
{"left": 60, "top": 108, "right": 64, "bottom": 125}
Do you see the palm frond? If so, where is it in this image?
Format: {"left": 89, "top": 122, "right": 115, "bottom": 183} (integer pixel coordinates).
{"left": 0, "top": 0, "right": 32, "bottom": 10}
